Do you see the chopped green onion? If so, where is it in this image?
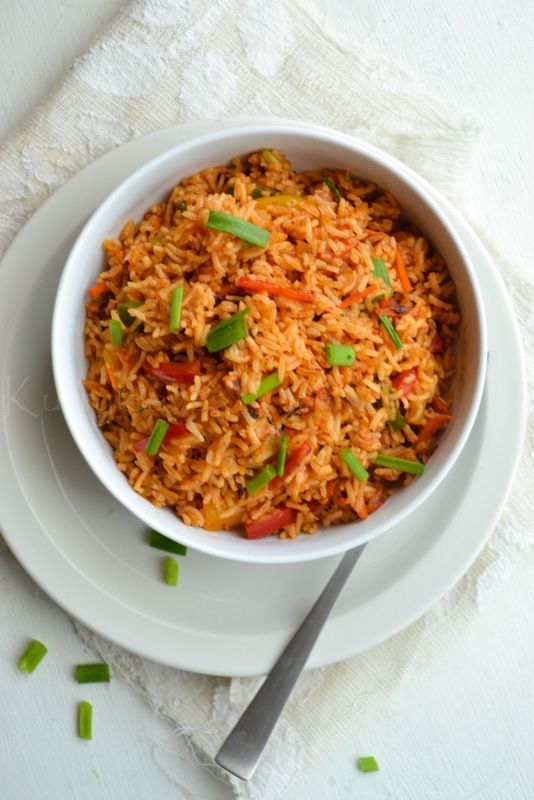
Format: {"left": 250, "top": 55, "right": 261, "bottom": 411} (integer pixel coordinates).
{"left": 145, "top": 419, "right": 170, "bottom": 455}
{"left": 251, "top": 186, "right": 264, "bottom": 199}
{"left": 340, "top": 448, "right": 369, "bottom": 481}
{"left": 357, "top": 756, "right": 379, "bottom": 773}
{"left": 380, "top": 315, "right": 403, "bottom": 349}
{"left": 374, "top": 454, "right": 425, "bottom": 475}
{"left": 78, "top": 701, "right": 93, "bottom": 741}
{"left": 75, "top": 663, "right": 111, "bottom": 684}
{"left": 118, "top": 301, "right": 142, "bottom": 327}
{"left": 109, "top": 319, "right": 123, "bottom": 346}
{"left": 388, "top": 409, "right": 405, "bottom": 431}
{"left": 148, "top": 529, "right": 188, "bottom": 556}
{"left": 206, "top": 308, "right": 250, "bottom": 352}
{"left": 276, "top": 435, "right": 289, "bottom": 476}
{"left": 372, "top": 258, "right": 391, "bottom": 290}
{"left": 242, "top": 371, "right": 282, "bottom": 404}
{"left": 169, "top": 286, "right": 183, "bottom": 332}
{"left": 151, "top": 236, "right": 163, "bottom": 244}
{"left": 224, "top": 183, "right": 234, "bottom": 195}
{"left": 175, "top": 201, "right": 187, "bottom": 212}
{"left": 163, "top": 556, "right": 179, "bottom": 586}
{"left": 321, "top": 172, "right": 341, "bottom": 200}
{"left": 325, "top": 343, "right": 356, "bottom": 367}
{"left": 246, "top": 464, "right": 276, "bottom": 495}
{"left": 262, "top": 149, "right": 278, "bottom": 165}
{"left": 206, "top": 211, "right": 270, "bottom": 248}
{"left": 18, "top": 640, "right": 47, "bottom": 673}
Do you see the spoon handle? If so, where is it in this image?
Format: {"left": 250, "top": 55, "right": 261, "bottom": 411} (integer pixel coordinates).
{"left": 215, "top": 544, "right": 366, "bottom": 780}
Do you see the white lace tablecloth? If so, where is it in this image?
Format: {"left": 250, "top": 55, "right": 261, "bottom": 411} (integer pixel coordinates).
{"left": 1, "top": 1, "right": 533, "bottom": 798}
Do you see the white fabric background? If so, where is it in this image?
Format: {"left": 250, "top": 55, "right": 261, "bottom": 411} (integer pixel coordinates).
{"left": 1, "top": 1, "right": 532, "bottom": 798}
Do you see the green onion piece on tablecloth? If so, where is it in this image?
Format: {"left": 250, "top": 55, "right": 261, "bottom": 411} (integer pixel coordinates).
{"left": 357, "top": 756, "right": 379, "bottom": 773}
{"left": 109, "top": 319, "right": 123, "bottom": 346}
{"left": 374, "top": 454, "right": 425, "bottom": 475}
{"left": 78, "top": 701, "right": 93, "bottom": 741}
{"left": 276, "top": 435, "right": 289, "bottom": 477}
{"left": 380, "top": 315, "right": 403, "bottom": 349}
{"left": 340, "top": 448, "right": 369, "bottom": 482}
{"left": 145, "top": 419, "right": 170, "bottom": 455}
{"left": 163, "top": 556, "right": 179, "bottom": 586}
{"left": 206, "top": 211, "right": 270, "bottom": 248}
{"left": 148, "top": 530, "right": 188, "bottom": 556}
{"left": 325, "top": 343, "right": 356, "bottom": 367}
{"left": 242, "top": 372, "right": 282, "bottom": 404}
{"left": 18, "top": 640, "right": 48, "bottom": 673}
{"left": 75, "top": 663, "right": 111, "bottom": 684}
{"left": 246, "top": 464, "right": 276, "bottom": 495}
{"left": 169, "top": 286, "right": 183, "bottom": 332}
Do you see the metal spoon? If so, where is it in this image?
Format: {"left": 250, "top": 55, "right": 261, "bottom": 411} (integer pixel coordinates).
{"left": 215, "top": 544, "right": 366, "bottom": 780}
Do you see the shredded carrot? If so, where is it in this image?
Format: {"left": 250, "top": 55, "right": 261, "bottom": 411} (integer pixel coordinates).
{"left": 364, "top": 228, "right": 388, "bottom": 238}
{"left": 431, "top": 396, "right": 450, "bottom": 415}
{"left": 395, "top": 245, "right": 412, "bottom": 293}
{"left": 340, "top": 284, "right": 377, "bottom": 308}
{"left": 236, "top": 276, "right": 314, "bottom": 303}
{"left": 87, "top": 283, "right": 108, "bottom": 299}
{"left": 366, "top": 489, "right": 387, "bottom": 514}
{"left": 105, "top": 365, "right": 117, "bottom": 391}
{"left": 418, "top": 413, "right": 452, "bottom": 442}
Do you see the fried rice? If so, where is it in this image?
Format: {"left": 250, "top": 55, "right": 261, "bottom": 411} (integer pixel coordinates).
{"left": 83, "top": 148, "right": 459, "bottom": 539}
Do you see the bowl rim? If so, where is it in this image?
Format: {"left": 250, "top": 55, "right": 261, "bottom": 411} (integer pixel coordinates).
{"left": 51, "top": 119, "right": 488, "bottom": 564}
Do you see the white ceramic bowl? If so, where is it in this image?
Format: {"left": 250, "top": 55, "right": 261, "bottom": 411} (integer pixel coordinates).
{"left": 52, "top": 121, "right": 487, "bottom": 564}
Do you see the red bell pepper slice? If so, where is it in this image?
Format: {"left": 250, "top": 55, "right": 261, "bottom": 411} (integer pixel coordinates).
{"left": 270, "top": 440, "right": 312, "bottom": 490}
{"left": 144, "top": 360, "right": 200, "bottom": 384}
{"left": 134, "top": 422, "right": 188, "bottom": 452}
{"left": 245, "top": 507, "right": 297, "bottom": 539}
{"left": 391, "top": 368, "right": 417, "bottom": 396}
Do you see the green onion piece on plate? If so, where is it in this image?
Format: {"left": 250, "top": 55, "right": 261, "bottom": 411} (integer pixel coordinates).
{"left": 380, "top": 314, "right": 403, "bottom": 349}
{"left": 325, "top": 343, "right": 356, "bottom": 367}
{"left": 169, "top": 286, "right": 183, "bottom": 332}
{"left": 340, "top": 448, "right": 369, "bottom": 482}
{"left": 374, "top": 453, "right": 425, "bottom": 475}
{"left": 78, "top": 701, "right": 93, "bottom": 741}
{"left": 175, "top": 201, "right": 187, "bottom": 212}
{"left": 372, "top": 258, "right": 392, "bottom": 291}
{"left": 163, "top": 556, "right": 179, "bottom": 586}
{"left": 206, "top": 211, "right": 270, "bottom": 248}
{"left": 109, "top": 319, "right": 123, "bottom": 346}
{"left": 251, "top": 186, "right": 264, "bottom": 199}
{"left": 145, "top": 419, "right": 170, "bottom": 455}
{"left": 320, "top": 172, "right": 341, "bottom": 200}
{"left": 75, "top": 663, "right": 111, "bottom": 684}
{"left": 206, "top": 308, "right": 250, "bottom": 352}
{"left": 388, "top": 409, "right": 405, "bottom": 431}
{"left": 18, "top": 639, "right": 48, "bottom": 673}
{"left": 357, "top": 756, "right": 379, "bottom": 773}
{"left": 148, "top": 529, "right": 188, "bottom": 556}
{"left": 246, "top": 464, "right": 276, "bottom": 495}
{"left": 117, "top": 301, "right": 142, "bottom": 327}
{"left": 276, "top": 435, "right": 289, "bottom": 477}
{"left": 242, "top": 371, "right": 282, "bottom": 404}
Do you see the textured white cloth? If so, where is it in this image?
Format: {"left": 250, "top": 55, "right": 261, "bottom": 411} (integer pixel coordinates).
{"left": 1, "top": 1, "right": 532, "bottom": 798}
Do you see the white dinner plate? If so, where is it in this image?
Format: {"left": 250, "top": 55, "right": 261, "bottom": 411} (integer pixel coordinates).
{"left": 0, "top": 119, "right": 526, "bottom": 677}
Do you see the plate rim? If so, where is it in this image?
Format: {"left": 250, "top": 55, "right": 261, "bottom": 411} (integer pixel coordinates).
{"left": 0, "top": 118, "right": 526, "bottom": 675}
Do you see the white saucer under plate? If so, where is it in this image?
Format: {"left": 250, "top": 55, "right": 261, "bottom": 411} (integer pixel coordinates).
{"left": 0, "top": 119, "right": 525, "bottom": 677}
